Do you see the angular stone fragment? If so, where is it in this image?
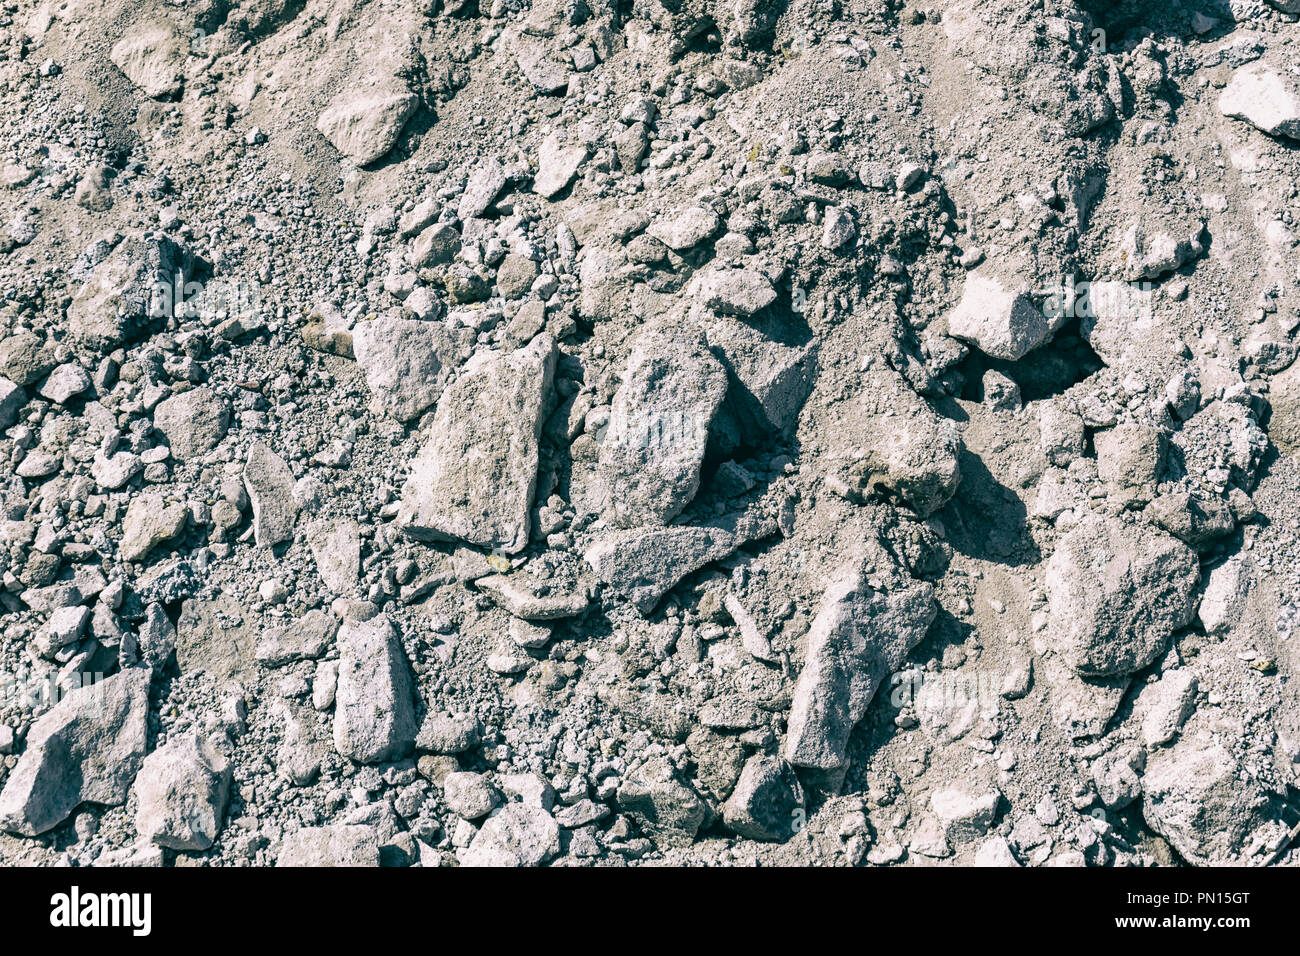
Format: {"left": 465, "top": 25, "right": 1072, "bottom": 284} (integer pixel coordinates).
{"left": 785, "top": 567, "right": 936, "bottom": 770}
{"left": 133, "top": 733, "right": 232, "bottom": 850}
{"left": 1141, "top": 669, "right": 1197, "bottom": 747}
{"left": 1219, "top": 63, "right": 1300, "bottom": 140}
{"left": 110, "top": 21, "right": 185, "bottom": 98}
{"left": 616, "top": 758, "right": 708, "bottom": 847}
{"left": 597, "top": 327, "right": 727, "bottom": 528}
{"left": 307, "top": 518, "right": 361, "bottom": 594}
{"left": 278, "top": 824, "right": 380, "bottom": 866}
{"left": 152, "top": 387, "right": 230, "bottom": 460}
{"left": 120, "top": 492, "right": 187, "bottom": 562}
{"left": 705, "top": 315, "right": 816, "bottom": 438}
{"left": 647, "top": 206, "right": 721, "bottom": 251}
{"left": 1094, "top": 423, "right": 1165, "bottom": 489}
{"left": 399, "top": 334, "right": 555, "bottom": 554}
{"left": 1114, "top": 221, "right": 1205, "bottom": 282}
{"left": 316, "top": 79, "right": 418, "bottom": 166}
{"left": 353, "top": 314, "right": 463, "bottom": 422}
{"left": 243, "top": 442, "right": 298, "bottom": 548}
{"left": 444, "top": 771, "right": 500, "bottom": 820}
{"left": 475, "top": 573, "right": 590, "bottom": 620}
{"left": 1143, "top": 729, "right": 1288, "bottom": 865}
{"left": 931, "top": 781, "right": 1000, "bottom": 844}
{"left": 534, "top": 134, "right": 587, "bottom": 199}
{"left": 1045, "top": 515, "right": 1199, "bottom": 677}
{"left": 67, "top": 235, "right": 192, "bottom": 350}
{"left": 946, "top": 270, "right": 1050, "bottom": 361}
{"left": 585, "top": 525, "right": 737, "bottom": 614}
{"left": 462, "top": 803, "right": 561, "bottom": 867}
{"left": 0, "top": 668, "right": 150, "bottom": 836}
{"left": 38, "top": 363, "right": 90, "bottom": 405}
{"left": 460, "top": 159, "right": 507, "bottom": 220}
{"left": 256, "top": 609, "right": 339, "bottom": 667}
{"left": 0, "top": 376, "right": 23, "bottom": 429}
{"left": 332, "top": 615, "right": 417, "bottom": 764}
{"left": 408, "top": 222, "right": 461, "bottom": 268}
{"left": 693, "top": 268, "right": 777, "bottom": 317}
{"left": 722, "top": 755, "right": 804, "bottom": 841}
{"left": 1197, "top": 554, "right": 1253, "bottom": 635}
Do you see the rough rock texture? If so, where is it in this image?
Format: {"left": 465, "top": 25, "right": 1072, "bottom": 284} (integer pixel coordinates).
{"left": 333, "top": 615, "right": 417, "bottom": 764}
{"left": 133, "top": 733, "right": 232, "bottom": 850}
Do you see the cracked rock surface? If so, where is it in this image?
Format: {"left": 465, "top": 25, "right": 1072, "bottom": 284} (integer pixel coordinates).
{"left": 2, "top": 0, "right": 1300, "bottom": 870}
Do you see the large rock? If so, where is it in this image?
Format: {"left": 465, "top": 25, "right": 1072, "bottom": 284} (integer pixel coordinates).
{"left": 307, "top": 518, "right": 361, "bottom": 595}
{"left": 0, "top": 376, "right": 23, "bottom": 428}
{"left": 785, "top": 567, "right": 936, "bottom": 771}
{"left": 243, "top": 442, "right": 298, "bottom": 548}
{"left": 0, "top": 668, "right": 150, "bottom": 836}
{"left": 945, "top": 270, "right": 1050, "bottom": 361}
{"left": 316, "top": 79, "right": 418, "bottom": 166}
{"left": 332, "top": 615, "right": 417, "bottom": 764}
{"left": 133, "top": 733, "right": 232, "bottom": 850}
{"left": 1143, "top": 728, "right": 1288, "bottom": 865}
{"left": 152, "top": 387, "right": 230, "bottom": 460}
{"left": 399, "top": 334, "right": 555, "bottom": 554}
{"left": 110, "top": 21, "right": 185, "bottom": 98}
{"left": 119, "top": 492, "right": 187, "bottom": 562}
{"left": 1045, "top": 515, "right": 1199, "bottom": 677}
{"left": 616, "top": 758, "right": 709, "bottom": 847}
{"left": 352, "top": 314, "right": 463, "bottom": 422}
{"left": 722, "top": 755, "right": 805, "bottom": 841}
{"left": 704, "top": 314, "right": 816, "bottom": 439}
{"left": 533, "top": 133, "right": 588, "bottom": 199}
{"left": 596, "top": 326, "right": 727, "bottom": 528}
{"left": 1219, "top": 63, "right": 1300, "bottom": 140}
{"left": 67, "top": 235, "right": 192, "bottom": 350}
{"left": 278, "top": 824, "right": 380, "bottom": 866}
{"left": 460, "top": 804, "right": 560, "bottom": 867}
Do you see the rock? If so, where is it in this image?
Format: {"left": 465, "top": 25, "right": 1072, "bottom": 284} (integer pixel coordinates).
{"left": 332, "top": 615, "right": 417, "bottom": 764}
{"left": 647, "top": 206, "right": 721, "bottom": 251}
{"left": 514, "top": 37, "right": 570, "bottom": 93}
{"left": 67, "top": 235, "right": 192, "bottom": 350}
{"left": 44, "top": 605, "right": 90, "bottom": 655}
{"left": 1079, "top": 280, "right": 1156, "bottom": 366}
{"left": 256, "top": 609, "right": 338, "bottom": 666}
{"left": 353, "top": 314, "right": 461, "bottom": 422}
{"left": 616, "top": 758, "right": 708, "bottom": 847}
{"left": 92, "top": 451, "right": 143, "bottom": 490}
{"left": 1148, "top": 492, "right": 1235, "bottom": 549}
{"left": 1218, "top": 63, "right": 1300, "bottom": 140}
{"left": 243, "top": 442, "right": 298, "bottom": 548}
{"left": 946, "top": 270, "right": 1051, "bottom": 361}
{"left": 821, "top": 206, "right": 857, "bottom": 249}
{"left": 596, "top": 326, "right": 727, "bottom": 527}
{"left": 133, "top": 733, "right": 231, "bottom": 850}
{"left": 316, "top": 79, "right": 418, "bottom": 166}
{"left": 1141, "top": 670, "right": 1197, "bottom": 747}
{"left": 444, "top": 772, "right": 501, "bottom": 820}
{"left": 120, "top": 492, "right": 187, "bottom": 562}
{"left": 1142, "top": 729, "right": 1287, "bottom": 865}
{"left": 786, "top": 567, "right": 936, "bottom": 771}
{"left": 0, "top": 331, "right": 55, "bottom": 386}
{"left": 1094, "top": 423, "right": 1165, "bottom": 490}
{"left": 459, "top": 159, "right": 507, "bottom": 220}
{"left": 0, "top": 668, "right": 150, "bottom": 836}
{"left": 38, "top": 363, "right": 90, "bottom": 404}
{"left": 1114, "top": 221, "right": 1205, "bottom": 282}
{"left": 474, "top": 573, "right": 590, "bottom": 620}
{"left": 931, "top": 781, "right": 1000, "bottom": 843}
{"left": 278, "top": 824, "right": 380, "bottom": 866}
{"left": 840, "top": 367, "right": 963, "bottom": 516}
{"left": 408, "top": 223, "right": 461, "bottom": 268}
{"left": 110, "top": 21, "right": 185, "bottom": 98}
{"left": 417, "top": 713, "right": 482, "bottom": 754}
{"left": 461, "top": 804, "right": 561, "bottom": 867}
{"left": 0, "top": 376, "right": 23, "bottom": 428}
{"left": 693, "top": 268, "right": 777, "bottom": 317}
{"left": 705, "top": 314, "right": 817, "bottom": 439}
{"left": 495, "top": 255, "right": 540, "bottom": 299}
{"left": 722, "top": 755, "right": 804, "bottom": 841}
{"left": 974, "top": 836, "right": 1020, "bottom": 866}
{"left": 1197, "top": 554, "right": 1253, "bottom": 635}
{"left": 399, "top": 334, "right": 555, "bottom": 554}
{"left": 1092, "top": 746, "right": 1144, "bottom": 810}
{"left": 533, "top": 134, "right": 588, "bottom": 198}
{"left": 585, "top": 524, "right": 741, "bottom": 614}
{"left": 307, "top": 518, "right": 361, "bottom": 594}
{"left": 153, "top": 387, "right": 230, "bottom": 460}
{"left": 1045, "top": 515, "right": 1199, "bottom": 677}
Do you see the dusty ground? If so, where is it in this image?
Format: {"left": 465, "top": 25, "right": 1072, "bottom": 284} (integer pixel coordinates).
{"left": 1, "top": 0, "right": 1300, "bottom": 867}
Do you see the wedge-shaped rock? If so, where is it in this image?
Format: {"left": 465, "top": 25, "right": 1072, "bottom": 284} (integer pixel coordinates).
{"left": 534, "top": 134, "right": 588, "bottom": 199}
{"left": 946, "top": 270, "right": 1050, "bottom": 361}
{"left": 317, "top": 79, "right": 418, "bottom": 166}
{"left": 67, "top": 235, "right": 192, "bottom": 350}
{"left": 153, "top": 387, "right": 230, "bottom": 460}
{"left": 400, "top": 334, "right": 555, "bottom": 554}
{"left": 1045, "top": 515, "right": 1199, "bottom": 677}
{"left": 461, "top": 804, "right": 560, "bottom": 867}
{"left": 475, "top": 573, "right": 590, "bottom": 620}
{"left": 133, "top": 732, "right": 232, "bottom": 850}
{"left": 1219, "top": 63, "right": 1300, "bottom": 140}
{"left": 693, "top": 268, "right": 777, "bottom": 317}
{"left": 353, "top": 314, "right": 463, "bottom": 422}
{"left": 307, "top": 518, "right": 361, "bottom": 594}
{"left": 243, "top": 441, "right": 298, "bottom": 548}
{"left": 332, "top": 615, "right": 417, "bottom": 764}
{"left": 785, "top": 567, "right": 936, "bottom": 771}
{"left": 705, "top": 314, "right": 816, "bottom": 438}
{"left": 723, "top": 755, "right": 805, "bottom": 842}
{"left": 0, "top": 668, "right": 150, "bottom": 836}
{"left": 598, "top": 327, "right": 727, "bottom": 528}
